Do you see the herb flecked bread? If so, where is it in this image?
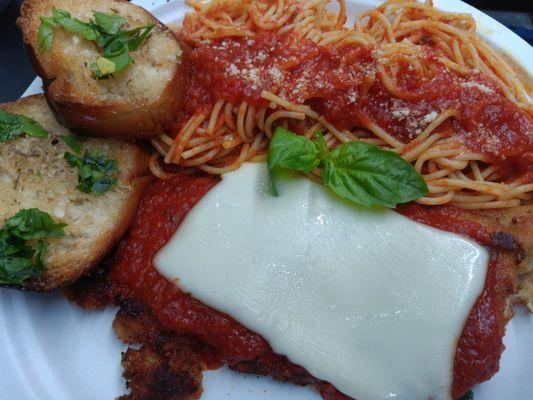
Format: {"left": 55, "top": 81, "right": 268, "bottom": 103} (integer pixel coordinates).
{"left": 0, "top": 94, "right": 150, "bottom": 291}
{"left": 17, "top": 0, "right": 186, "bottom": 139}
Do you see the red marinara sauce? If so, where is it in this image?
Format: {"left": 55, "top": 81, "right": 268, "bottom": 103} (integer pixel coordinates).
{"left": 110, "top": 175, "right": 516, "bottom": 400}
{"left": 109, "top": 173, "right": 270, "bottom": 360}
{"left": 181, "top": 31, "right": 533, "bottom": 168}
{"left": 398, "top": 204, "right": 516, "bottom": 398}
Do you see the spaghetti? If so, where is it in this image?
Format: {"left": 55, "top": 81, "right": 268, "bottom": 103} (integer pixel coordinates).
{"left": 151, "top": 0, "right": 533, "bottom": 209}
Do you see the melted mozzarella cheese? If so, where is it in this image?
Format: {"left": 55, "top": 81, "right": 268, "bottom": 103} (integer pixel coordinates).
{"left": 155, "top": 163, "right": 488, "bottom": 400}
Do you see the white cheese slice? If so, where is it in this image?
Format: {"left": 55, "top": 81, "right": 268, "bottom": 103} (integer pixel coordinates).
{"left": 155, "top": 162, "right": 489, "bottom": 400}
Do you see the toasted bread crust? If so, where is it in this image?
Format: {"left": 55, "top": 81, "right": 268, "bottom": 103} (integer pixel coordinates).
{"left": 0, "top": 94, "right": 151, "bottom": 291}
{"left": 44, "top": 60, "right": 186, "bottom": 139}
{"left": 18, "top": 0, "right": 185, "bottom": 139}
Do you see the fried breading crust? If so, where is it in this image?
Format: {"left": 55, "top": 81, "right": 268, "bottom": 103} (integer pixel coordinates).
{"left": 65, "top": 179, "right": 525, "bottom": 400}
{"left": 65, "top": 264, "right": 335, "bottom": 400}
{"left": 475, "top": 205, "right": 533, "bottom": 311}
{"left": 114, "top": 298, "right": 205, "bottom": 400}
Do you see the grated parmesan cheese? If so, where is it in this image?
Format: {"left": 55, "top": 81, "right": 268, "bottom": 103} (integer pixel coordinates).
{"left": 257, "top": 51, "right": 268, "bottom": 61}
{"left": 348, "top": 91, "right": 358, "bottom": 103}
{"left": 460, "top": 81, "right": 494, "bottom": 94}
{"left": 269, "top": 67, "right": 283, "bottom": 81}
{"left": 227, "top": 64, "right": 239, "bottom": 75}
{"left": 392, "top": 108, "right": 411, "bottom": 119}
{"left": 422, "top": 111, "right": 438, "bottom": 124}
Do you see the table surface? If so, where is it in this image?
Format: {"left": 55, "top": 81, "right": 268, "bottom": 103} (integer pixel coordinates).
{"left": 0, "top": 1, "right": 531, "bottom": 103}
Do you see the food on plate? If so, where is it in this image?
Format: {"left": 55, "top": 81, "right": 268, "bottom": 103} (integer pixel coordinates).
{"left": 106, "top": 0, "right": 530, "bottom": 398}
{"left": 152, "top": 0, "right": 533, "bottom": 211}
{"left": 0, "top": 94, "right": 149, "bottom": 290}
{"left": 151, "top": 0, "right": 533, "bottom": 307}
{"left": 17, "top": 0, "right": 186, "bottom": 139}
{"left": 3, "top": 0, "right": 533, "bottom": 398}
{"left": 76, "top": 162, "right": 516, "bottom": 400}
{"left": 487, "top": 205, "right": 533, "bottom": 310}
{"left": 154, "top": 162, "right": 498, "bottom": 400}
{"left": 267, "top": 127, "right": 429, "bottom": 207}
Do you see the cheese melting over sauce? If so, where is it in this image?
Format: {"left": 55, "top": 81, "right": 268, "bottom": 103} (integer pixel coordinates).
{"left": 155, "top": 163, "right": 488, "bottom": 400}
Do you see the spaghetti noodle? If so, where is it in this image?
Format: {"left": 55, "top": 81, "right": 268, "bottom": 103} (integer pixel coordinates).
{"left": 151, "top": 0, "right": 533, "bottom": 209}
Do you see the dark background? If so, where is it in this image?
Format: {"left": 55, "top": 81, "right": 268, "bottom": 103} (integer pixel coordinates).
{"left": 0, "top": 0, "right": 531, "bottom": 103}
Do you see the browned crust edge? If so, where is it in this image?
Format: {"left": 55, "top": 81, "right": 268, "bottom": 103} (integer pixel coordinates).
{"left": 17, "top": 0, "right": 185, "bottom": 139}
{"left": 0, "top": 94, "right": 153, "bottom": 291}
{"left": 27, "top": 174, "right": 152, "bottom": 292}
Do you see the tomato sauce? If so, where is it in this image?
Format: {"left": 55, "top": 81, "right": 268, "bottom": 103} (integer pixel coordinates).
{"left": 182, "top": 32, "right": 533, "bottom": 167}
{"left": 397, "top": 203, "right": 493, "bottom": 245}
{"left": 182, "top": 32, "right": 374, "bottom": 115}
{"left": 110, "top": 175, "right": 516, "bottom": 399}
{"left": 398, "top": 203, "right": 516, "bottom": 398}
{"left": 110, "top": 174, "right": 271, "bottom": 361}
{"left": 110, "top": 23, "right": 527, "bottom": 400}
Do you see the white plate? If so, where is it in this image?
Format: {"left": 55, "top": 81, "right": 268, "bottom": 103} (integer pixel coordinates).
{"left": 2, "top": 1, "right": 532, "bottom": 399}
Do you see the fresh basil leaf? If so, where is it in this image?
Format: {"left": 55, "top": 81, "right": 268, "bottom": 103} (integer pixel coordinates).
{"left": 60, "top": 134, "right": 83, "bottom": 153}
{"left": 64, "top": 150, "right": 119, "bottom": 195}
{"left": 315, "top": 131, "right": 329, "bottom": 159}
{"left": 266, "top": 127, "right": 428, "bottom": 208}
{"left": 0, "top": 110, "right": 48, "bottom": 142}
{"left": 93, "top": 11, "right": 126, "bottom": 35}
{"left": 322, "top": 142, "right": 428, "bottom": 208}
{"left": 458, "top": 390, "right": 474, "bottom": 400}
{"left": 0, "top": 209, "right": 66, "bottom": 286}
{"left": 268, "top": 126, "right": 320, "bottom": 195}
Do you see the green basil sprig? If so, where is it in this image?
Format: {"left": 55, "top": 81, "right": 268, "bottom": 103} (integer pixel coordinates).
{"left": 38, "top": 8, "right": 154, "bottom": 79}
{"left": 0, "top": 209, "right": 66, "bottom": 286}
{"left": 268, "top": 127, "right": 428, "bottom": 208}
{"left": 64, "top": 150, "right": 119, "bottom": 195}
{"left": 0, "top": 110, "right": 48, "bottom": 142}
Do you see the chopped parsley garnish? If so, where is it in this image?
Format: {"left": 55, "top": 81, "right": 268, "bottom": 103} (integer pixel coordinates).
{"left": 268, "top": 127, "right": 428, "bottom": 208}
{"left": 60, "top": 134, "right": 83, "bottom": 153}
{"left": 38, "top": 8, "right": 154, "bottom": 79}
{"left": 0, "top": 209, "right": 66, "bottom": 286}
{"left": 0, "top": 110, "right": 48, "bottom": 142}
{"left": 64, "top": 150, "right": 119, "bottom": 195}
